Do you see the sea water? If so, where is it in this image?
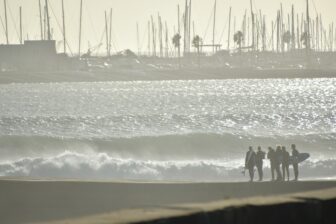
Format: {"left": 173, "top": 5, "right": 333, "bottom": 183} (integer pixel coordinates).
{"left": 0, "top": 79, "right": 335, "bottom": 181}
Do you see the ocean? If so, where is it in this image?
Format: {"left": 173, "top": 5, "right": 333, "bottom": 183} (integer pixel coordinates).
{"left": 0, "top": 78, "right": 335, "bottom": 181}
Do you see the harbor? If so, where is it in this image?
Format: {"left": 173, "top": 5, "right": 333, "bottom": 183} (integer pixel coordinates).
{"left": 0, "top": 0, "right": 335, "bottom": 78}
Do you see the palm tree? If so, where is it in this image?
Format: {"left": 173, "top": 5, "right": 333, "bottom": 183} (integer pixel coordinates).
{"left": 192, "top": 35, "right": 202, "bottom": 67}
{"left": 172, "top": 33, "right": 181, "bottom": 68}
{"left": 234, "top": 31, "right": 244, "bottom": 53}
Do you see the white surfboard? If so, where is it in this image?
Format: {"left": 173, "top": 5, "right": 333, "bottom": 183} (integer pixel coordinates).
{"left": 289, "top": 153, "right": 310, "bottom": 165}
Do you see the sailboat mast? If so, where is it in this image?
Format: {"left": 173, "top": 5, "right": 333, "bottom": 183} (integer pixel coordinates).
{"left": 306, "top": 0, "right": 311, "bottom": 50}
{"left": 177, "top": 4, "right": 181, "bottom": 67}
{"left": 109, "top": 8, "right": 112, "bottom": 56}
{"left": 188, "top": 0, "right": 192, "bottom": 52}
{"left": 137, "top": 22, "right": 140, "bottom": 56}
{"left": 184, "top": 0, "right": 188, "bottom": 55}
{"left": 212, "top": 0, "right": 217, "bottom": 53}
{"left": 291, "top": 5, "right": 295, "bottom": 50}
{"left": 165, "top": 21, "right": 168, "bottom": 57}
{"left": 4, "top": 0, "right": 9, "bottom": 44}
{"left": 38, "top": 0, "right": 43, "bottom": 40}
{"left": 148, "top": 21, "right": 150, "bottom": 56}
{"left": 62, "top": 0, "right": 66, "bottom": 54}
{"left": 78, "top": 0, "right": 83, "bottom": 57}
{"left": 45, "top": 0, "right": 51, "bottom": 40}
{"left": 19, "top": 6, "right": 23, "bottom": 44}
{"left": 250, "top": 0, "right": 254, "bottom": 50}
{"left": 227, "top": 7, "right": 232, "bottom": 50}
{"left": 105, "top": 11, "right": 109, "bottom": 56}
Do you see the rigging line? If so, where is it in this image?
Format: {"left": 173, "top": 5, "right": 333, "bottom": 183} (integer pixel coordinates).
{"left": 202, "top": 8, "right": 214, "bottom": 42}
{"left": 266, "top": 21, "right": 276, "bottom": 49}
{"left": 95, "top": 27, "right": 105, "bottom": 56}
{"left": 249, "top": 0, "right": 258, "bottom": 15}
{"left": 311, "top": 0, "right": 318, "bottom": 16}
{"left": 218, "top": 18, "right": 229, "bottom": 45}
{"left": 0, "top": 14, "right": 5, "bottom": 38}
{"left": 48, "top": 1, "right": 73, "bottom": 56}
{"left": 84, "top": 3, "right": 99, "bottom": 44}
{"left": 111, "top": 29, "right": 118, "bottom": 52}
{"left": 7, "top": 2, "right": 20, "bottom": 42}
{"left": 140, "top": 23, "right": 147, "bottom": 52}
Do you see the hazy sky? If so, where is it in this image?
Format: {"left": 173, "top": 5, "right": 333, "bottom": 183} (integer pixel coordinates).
{"left": 1, "top": 0, "right": 335, "bottom": 55}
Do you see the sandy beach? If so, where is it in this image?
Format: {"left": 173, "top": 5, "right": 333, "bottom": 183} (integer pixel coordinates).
{"left": 0, "top": 179, "right": 336, "bottom": 224}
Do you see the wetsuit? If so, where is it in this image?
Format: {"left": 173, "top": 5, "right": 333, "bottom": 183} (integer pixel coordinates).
{"left": 282, "top": 150, "right": 290, "bottom": 181}
{"left": 292, "top": 149, "right": 300, "bottom": 181}
{"left": 245, "top": 151, "right": 256, "bottom": 182}
{"left": 267, "top": 150, "right": 276, "bottom": 181}
{"left": 275, "top": 149, "right": 283, "bottom": 181}
{"left": 256, "top": 150, "right": 265, "bottom": 181}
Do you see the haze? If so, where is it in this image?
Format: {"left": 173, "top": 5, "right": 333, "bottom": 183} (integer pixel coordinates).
{"left": 1, "top": 0, "right": 335, "bottom": 54}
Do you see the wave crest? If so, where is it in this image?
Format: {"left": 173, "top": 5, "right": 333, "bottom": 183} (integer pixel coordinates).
{"left": 1, "top": 151, "right": 336, "bottom": 181}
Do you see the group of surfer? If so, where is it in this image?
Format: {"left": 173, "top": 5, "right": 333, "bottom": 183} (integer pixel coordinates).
{"left": 244, "top": 144, "right": 300, "bottom": 182}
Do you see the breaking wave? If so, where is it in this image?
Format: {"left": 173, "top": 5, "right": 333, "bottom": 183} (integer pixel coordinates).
{"left": 0, "top": 133, "right": 335, "bottom": 161}
{"left": 1, "top": 150, "right": 336, "bottom": 181}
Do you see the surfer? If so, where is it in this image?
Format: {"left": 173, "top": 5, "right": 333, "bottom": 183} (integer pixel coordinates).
{"left": 291, "top": 144, "right": 300, "bottom": 181}
{"left": 267, "top": 147, "right": 276, "bottom": 181}
{"left": 275, "top": 146, "right": 283, "bottom": 181}
{"left": 256, "top": 146, "right": 265, "bottom": 181}
{"left": 281, "top": 146, "right": 290, "bottom": 181}
{"left": 245, "top": 146, "right": 256, "bottom": 182}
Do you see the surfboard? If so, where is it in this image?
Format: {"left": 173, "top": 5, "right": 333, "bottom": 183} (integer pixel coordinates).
{"left": 289, "top": 153, "right": 310, "bottom": 165}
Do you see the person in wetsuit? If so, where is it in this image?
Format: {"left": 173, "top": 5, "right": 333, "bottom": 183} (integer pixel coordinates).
{"left": 291, "top": 144, "right": 300, "bottom": 181}
{"left": 267, "top": 147, "right": 276, "bottom": 181}
{"left": 245, "top": 146, "right": 256, "bottom": 182}
{"left": 275, "top": 146, "right": 283, "bottom": 181}
{"left": 256, "top": 146, "right": 265, "bottom": 181}
{"left": 281, "top": 146, "right": 290, "bottom": 181}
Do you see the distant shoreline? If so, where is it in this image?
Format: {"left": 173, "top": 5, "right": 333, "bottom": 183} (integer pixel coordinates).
{"left": 0, "top": 67, "right": 336, "bottom": 84}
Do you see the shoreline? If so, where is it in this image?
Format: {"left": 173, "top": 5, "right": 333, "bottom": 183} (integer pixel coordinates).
{"left": 0, "top": 67, "right": 336, "bottom": 84}
{"left": 1, "top": 179, "right": 336, "bottom": 224}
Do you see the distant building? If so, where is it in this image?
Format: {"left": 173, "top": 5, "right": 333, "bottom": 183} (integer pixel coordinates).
{"left": 0, "top": 40, "right": 71, "bottom": 71}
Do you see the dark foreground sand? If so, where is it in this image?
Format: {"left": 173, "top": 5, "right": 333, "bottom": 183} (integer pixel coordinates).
{"left": 0, "top": 179, "right": 336, "bottom": 224}
{"left": 1, "top": 67, "right": 336, "bottom": 84}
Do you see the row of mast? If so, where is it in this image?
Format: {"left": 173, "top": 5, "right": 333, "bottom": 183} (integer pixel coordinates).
{"left": 1, "top": 0, "right": 335, "bottom": 57}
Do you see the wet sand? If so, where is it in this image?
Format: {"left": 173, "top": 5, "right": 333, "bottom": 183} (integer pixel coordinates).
{"left": 0, "top": 179, "right": 336, "bottom": 224}
{"left": 0, "top": 67, "right": 336, "bottom": 84}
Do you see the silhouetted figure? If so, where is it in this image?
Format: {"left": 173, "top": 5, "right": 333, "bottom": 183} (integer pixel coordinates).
{"left": 291, "top": 144, "right": 300, "bottom": 181}
{"left": 256, "top": 146, "right": 265, "bottom": 181}
{"left": 281, "top": 146, "right": 290, "bottom": 181}
{"left": 275, "top": 146, "right": 283, "bottom": 181}
{"left": 267, "top": 147, "right": 276, "bottom": 181}
{"left": 245, "top": 146, "right": 256, "bottom": 182}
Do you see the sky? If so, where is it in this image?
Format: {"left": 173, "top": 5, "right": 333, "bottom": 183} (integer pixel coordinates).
{"left": 0, "top": 0, "right": 335, "bottom": 55}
